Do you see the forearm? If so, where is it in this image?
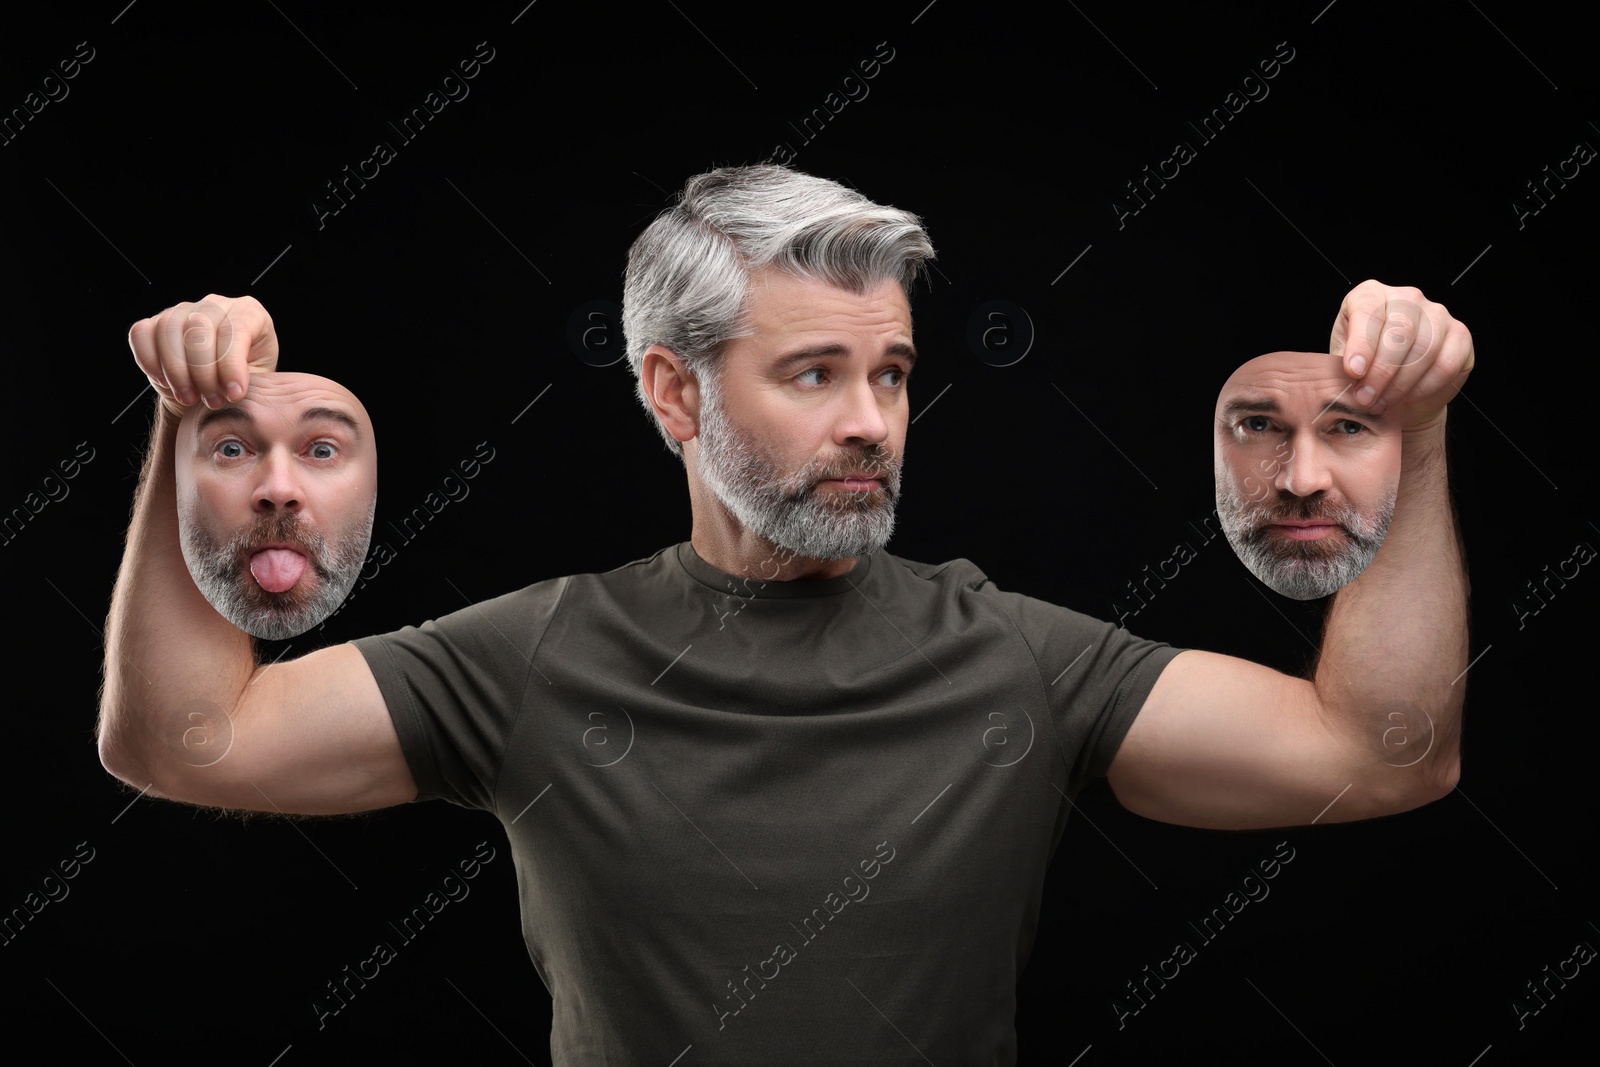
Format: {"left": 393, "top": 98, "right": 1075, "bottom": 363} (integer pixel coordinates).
{"left": 98, "top": 401, "right": 257, "bottom": 788}
{"left": 1313, "top": 415, "right": 1467, "bottom": 799}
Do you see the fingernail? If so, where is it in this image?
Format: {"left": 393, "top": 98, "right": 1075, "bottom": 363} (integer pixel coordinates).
{"left": 225, "top": 381, "right": 244, "bottom": 401}
{"left": 1350, "top": 355, "right": 1368, "bottom": 376}
{"left": 1357, "top": 385, "right": 1377, "bottom": 406}
{"left": 179, "top": 387, "right": 198, "bottom": 406}
{"left": 203, "top": 393, "right": 222, "bottom": 409}
{"left": 1373, "top": 397, "right": 1387, "bottom": 414}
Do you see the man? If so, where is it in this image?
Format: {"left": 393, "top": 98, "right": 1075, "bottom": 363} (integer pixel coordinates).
{"left": 1214, "top": 350, "right": 1402, "bottom": 599}
{"left": 100, "top": 165, "right": 1471, "bottom": 1064}
{"left": 176, "top": 371, "right": 377, "bottom": 639}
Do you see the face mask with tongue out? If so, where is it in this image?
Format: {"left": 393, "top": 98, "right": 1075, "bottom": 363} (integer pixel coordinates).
{"left": 180, "top": 506, "right": 372, "bottom": 641}
{"left": 173, "top": 370, "right": 379, "bottom": 639}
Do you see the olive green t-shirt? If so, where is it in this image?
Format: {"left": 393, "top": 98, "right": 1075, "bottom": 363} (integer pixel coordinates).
{"left": 354, "top": 542, "right": 1182, "bottom": 1065}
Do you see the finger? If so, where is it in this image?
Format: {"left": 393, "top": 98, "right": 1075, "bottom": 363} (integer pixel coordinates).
{"left": 1354, "top": 295, "right": 1433, "bottom": 409}
{"left": 128, "top": 315, "right": 163, "bottom": 385}
{"left": 1396, "top": 321, "right": 1473, "bottom": 413}
{"left": 150, "top": 295, "right": 272, "bottom": 409}
{"left": 213, "top": 306, "right": 250, "bottom": 403}
{"left": 200, "top": 293, "right": 271, "bottom": 398}
{"left": 187, "top": 304, "right": 232, "bottom": 407}
{"left": 152, "top": 304, "right": 202, "bottom": 406}
{"left": 1333, "top": 280, "right": 1388, "bottom": 379}
{"left": 216, "top": 294, "right": 279, "bottom": 381}
{"left": 129, "top": 316, "right": 185, "bottom": 414}
{"left": 1368, "top": 301, "right": 1443, "bottom": 411}
{"left": 176, "top": 303, "right": 231, "bottom": 408}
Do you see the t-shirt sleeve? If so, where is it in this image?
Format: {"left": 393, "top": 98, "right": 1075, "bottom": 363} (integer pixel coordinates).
{"left": 351, "top": 577, "right": 568, "bottom": 810}
{"left": 990, "top": 586, "right": 1185, "bottom": 796}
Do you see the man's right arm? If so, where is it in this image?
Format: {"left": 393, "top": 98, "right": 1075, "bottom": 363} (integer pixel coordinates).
{"left": 98, "top": 296, "right": 417, "bottom": 815}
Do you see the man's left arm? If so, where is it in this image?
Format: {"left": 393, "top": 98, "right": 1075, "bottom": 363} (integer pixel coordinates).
{"left": 1107, "top": 282, "right": 1473, "bottom": 830}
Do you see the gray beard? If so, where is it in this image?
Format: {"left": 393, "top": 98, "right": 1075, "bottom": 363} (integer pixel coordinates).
{"left": 694, "top": 372, "right": 903, "bottom": 562}
{"left": 179, "top": 504, "right": 373, "bottom": 640}
{"left": 1216, "top": 479, "right": 1395, "bottom": 600}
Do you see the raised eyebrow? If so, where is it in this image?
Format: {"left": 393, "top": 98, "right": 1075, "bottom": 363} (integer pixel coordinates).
{"left": 300, "top": 406, "right": 363, "bottom": 442}
{"left": 195, "top": 406, "right": 255, "bottom": 437}
{"left": 194, "top": 405, "right": 363, "bottom": 443}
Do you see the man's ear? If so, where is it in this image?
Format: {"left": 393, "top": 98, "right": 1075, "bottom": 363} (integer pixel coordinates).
{"left": 641, "top": 344, "right": 701, "bottom": 445}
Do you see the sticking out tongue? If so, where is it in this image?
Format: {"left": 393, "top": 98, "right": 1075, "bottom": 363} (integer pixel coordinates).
{"left": 250, "top": 548, "right": 308, "bottom": 593}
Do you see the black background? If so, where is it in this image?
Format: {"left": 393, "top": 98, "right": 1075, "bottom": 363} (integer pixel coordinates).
{"left": 3, "top": 1, "right": 1595, "bottom": 1064}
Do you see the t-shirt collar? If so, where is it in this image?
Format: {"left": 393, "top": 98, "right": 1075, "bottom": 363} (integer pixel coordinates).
{"left": 675, "top": 541, "right": 872, "bottom": 598}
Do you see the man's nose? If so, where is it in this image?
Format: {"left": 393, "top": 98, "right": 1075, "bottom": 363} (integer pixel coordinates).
{"left": 1274, "top": 434, "right": 1334, "bottom": 497}
{"left": 833, "top": 375, "right": 890, "bottom": 447}
{"left": 252, "top": 447, "right": 303, "bottom": 511}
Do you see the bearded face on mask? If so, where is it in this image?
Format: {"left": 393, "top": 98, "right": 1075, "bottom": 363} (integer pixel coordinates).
{"left": 180, "top": 504, "right": 373, "bottom": 640}
{"left": 1215, "top": 477, "right": 1395, "bottom": 599}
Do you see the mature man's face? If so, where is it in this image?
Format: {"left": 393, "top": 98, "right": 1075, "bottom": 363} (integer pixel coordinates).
{"left": 1213, "top": 351, "right": 1401, "bottom": 599}
{"left": 176, "top": 372, "right": 377, "bottom": 639}
{"left": 689, "top": 269, "right": 914, "bottom": 562}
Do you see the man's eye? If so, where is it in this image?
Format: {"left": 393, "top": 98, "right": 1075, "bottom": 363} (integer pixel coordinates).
{"left": 796, "top": 367, "right": 826, "bottom": 386}
{"left": 217, "top": 441, "right": 245, "bottom": 459}
{"left": 1241, "top": 416, "right": 1272, "bottom": 433}
{"left": 880, "top": 367, "right": 908, "bottom": 387}
{"left": 1332, "top": 419, "right": 1367, "bottom": 435}
{"left": 309, "top": 442, "right": 337, "bottom": 460}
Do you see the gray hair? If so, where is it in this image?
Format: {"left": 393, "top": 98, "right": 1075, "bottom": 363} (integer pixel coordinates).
{"left": 622, "top": 165, "right": 936, "bottom": 459}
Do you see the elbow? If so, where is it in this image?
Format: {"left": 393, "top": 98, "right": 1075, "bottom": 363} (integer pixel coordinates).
{"left": 1393, "top": 746, "right": 1461, "bottom": 813}
{"left": 96, "top": 695, "right": 250, "bottom": 809}
{"left": 1426, "top": 747, "right": 1462, "bottom": 801}
{"left": 97, "top": 734, "right": 145, "bottom": 791}
{"left": 1360, "top": 744, "right": 1460, "bottom": 819}
{"left": 1419, "top": 721, "right": 1463, "bottom": 803}
{"left": 1370, "top": 703, "right": 1462, "bottom": 813}
{"left": 96, "top": 702, "right": 151, "bottom": 791}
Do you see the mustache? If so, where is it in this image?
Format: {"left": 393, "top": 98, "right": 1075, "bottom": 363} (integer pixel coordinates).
{"left": 224, "top": 512, "right": 334, "bottom": 583}
{"left": 1241, "top": 492, "right": 1358, "bottom": 530}
{"left": 806, "top": 444, "right": 900, "bottom": 486}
